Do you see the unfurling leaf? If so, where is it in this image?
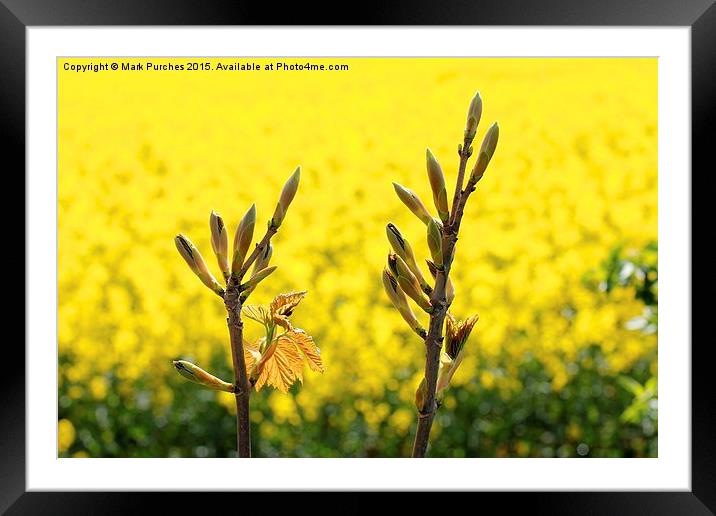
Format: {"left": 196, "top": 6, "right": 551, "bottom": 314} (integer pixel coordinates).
{"left": 254, "top": 336, "right": 305, "bottom": 393}
{"left": 271, "top": 291, "right": 307, "bottom": 317}
{"left": 281, "top": 329, "right": 324, "bottom": 373}
{"left": 242, "top": 305, "right": 272, "bottom": 326}
{"left": 445, "top": 312, "right": 479, "bottom": 360}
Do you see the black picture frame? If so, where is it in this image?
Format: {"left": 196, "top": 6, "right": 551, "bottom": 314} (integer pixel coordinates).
{"left": 4, "top": 1, "right": 712, "bottom": 513}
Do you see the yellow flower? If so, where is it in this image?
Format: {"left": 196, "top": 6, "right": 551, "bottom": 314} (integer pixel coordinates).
{"left": 58, "top": 418, "right": 76, "bottom": 453}
{"left": 242, "top": 291, "right": 324, "bottom": 392}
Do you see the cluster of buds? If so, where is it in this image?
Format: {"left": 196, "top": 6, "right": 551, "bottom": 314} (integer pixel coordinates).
{"left": 174, "top": 167, "right": 300, "bottom": 299}
{"left": 382, "top": 91, "right": 499, "bottom": 415}
{"left": 172, "top": 166, "right": 302, "bottom": 391}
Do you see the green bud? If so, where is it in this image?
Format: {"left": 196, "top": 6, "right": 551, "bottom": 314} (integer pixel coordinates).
{"left": 272, "top": 166, "right": 301, "bottom": 228}
{"left": 392, "top": 254, "right": 432, "bottom": 313}
{"left": 209, "top": 210, "right": 230, "bottom": 281}
{"left": 426, "top": 217, "right": 443, "bottom": 267}
{"left": 426, "top": 149, "right": 449, "bottom": 223}
{"left": 470, "top": 122, "right": 499, "bottom": 183}
{"left": 392, "top": 182, "right": 432, "bottom": 225}
{"left": 386, "top": 223, "right": 430, "bottom": 293}
{"left": 172, "top": 360, "right": 234, "bottom": 392}
{"left": 232, "top": 203, "right": 256, "bottom": 276}
{"left": 465, "top": 91, "right": 483, "bottom": 141}
{"left": 174, "top": 234, "right": 224, "bottom": 296}
{"left": 241, "top": 243, "right": 274, "bottom": 300}
{"left": 382, "top": 268, "right": 425, "bottom": 337}
{"left": 240, "top": 265, "right": 277, "bottom": 292}
{"left": 253, "top": 242, "right": 273, "bottom": 276}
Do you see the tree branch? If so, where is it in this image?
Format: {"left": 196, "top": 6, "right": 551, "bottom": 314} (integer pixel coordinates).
{"left": 224, "top": 277, "right": 251, "bottom": 457}
{"left": 412, "top": 137, "right": 475, "bottom": 458}
{"left": 221, "top": 221, "right": 281, "bottom": 457}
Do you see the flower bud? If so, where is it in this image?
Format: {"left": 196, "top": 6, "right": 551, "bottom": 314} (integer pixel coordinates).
{"left": 209, "top": 210, "right": 230, "bottom": 280}
{"left": 390, "top": 254, "right": 432, "bottom": 313}
{"left": 386, "top": 223, "right": 430, "bottom": 293}
{"left": 253, "top": 242, "right": 273, "bottom": 276}
{"left": 464, "top": 91, "right": 483, "bottom": 141}
{"left": 232, "top": 204, "right": 256, "bottom": 275}
{"left": 426, "top": 149, "right": 449, "bottom": 223}
{"left": 426, "top": 217, "right": 443, "bottom": 267}
{"left": 172, "top": 360, "right": 234, "bottom": 392}
{"left": 174, "top": 234, "right": 224, "bottom": 295}
{"left": 241, "top": 265, "right": 277, "bottom": 292}
{"left": 382, "top": 268, "right": 425, "bottom": 337}
{"left": 240, "top": 243, "right": 274, "bottom": 301}
{"left": 272, "top": 166, "right": 301, "bottom": 228}
{"left": 470, "top": 122, "right": 499, "bottom": 183}
{"left": 392, "top": 182, "right": 432, "bottom": 225}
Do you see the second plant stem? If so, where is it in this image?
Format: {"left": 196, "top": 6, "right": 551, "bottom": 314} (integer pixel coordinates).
{"left": 412, "top": 137, "right": 475, "bottom": 458}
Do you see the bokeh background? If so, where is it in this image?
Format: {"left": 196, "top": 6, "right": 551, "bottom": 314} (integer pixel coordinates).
{"left": 58, "top": 58, "right": 657, "bottom": 458}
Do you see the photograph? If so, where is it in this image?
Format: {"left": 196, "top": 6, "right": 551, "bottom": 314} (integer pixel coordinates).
{"left": 56, "top": 56, "right": 658, "bottom": 459}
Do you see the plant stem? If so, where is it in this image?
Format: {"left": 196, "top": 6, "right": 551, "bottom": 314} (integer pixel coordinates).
{"left": 225, "top": 277, "right": 251, "bottom": 457}
{"left": 223, "top": 222, "right": 278, "bottom": 458}
{"left": 412, "top": 136, "right": 475, "bottom": 458}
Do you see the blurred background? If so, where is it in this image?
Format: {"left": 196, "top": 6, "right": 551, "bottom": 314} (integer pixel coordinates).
{"left": 58, "top": 58, "right": 657, "bottom": 458}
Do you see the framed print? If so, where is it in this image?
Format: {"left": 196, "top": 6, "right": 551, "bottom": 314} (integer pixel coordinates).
{"left": 4, "top": 0, "right": 713, "bottom": 512}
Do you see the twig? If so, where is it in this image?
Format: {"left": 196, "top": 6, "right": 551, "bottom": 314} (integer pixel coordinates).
{"left": 223, "top": 223, "right": 279, "bottom": 457}
{"left": 412, "top": 136, "right": 476, "bottom": 458}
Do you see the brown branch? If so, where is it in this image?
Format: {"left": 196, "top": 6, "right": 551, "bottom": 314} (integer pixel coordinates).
{"left": 224, "top": 277, "right": 251, "bottom": 457}
{"left": 412, "top": 137, "right": 475, "bottom": 458}
{"left": 448, "top": 136, "right": 474, "bottom": 228}
{"left": 221, "top": 221, "right": 280, "bottom": 457}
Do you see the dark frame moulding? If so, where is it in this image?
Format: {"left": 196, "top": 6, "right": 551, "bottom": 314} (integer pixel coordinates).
{"left": 3, "top": 0, "right": 712, "bottom": 513}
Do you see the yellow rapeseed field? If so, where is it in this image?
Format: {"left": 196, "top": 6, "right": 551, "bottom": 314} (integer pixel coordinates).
{"left": 58, "top": 58, "right": 657, "bottom": 456}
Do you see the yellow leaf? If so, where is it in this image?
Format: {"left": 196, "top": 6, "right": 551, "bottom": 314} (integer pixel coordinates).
{"left": 243, "top": 338, "right": 261, "bottom": 374}
{"left": 254, "top": 337, "right": 304, "bottom": 392}
{"left": 270, "top": 291, "right": 307, "bottom": 317}
{"left": 283, "top": 329, "right": 324, "bottom": 373}
{"left": 273, "top": 314, "right": 293, "bottom": 331}
{"left": 242, "top": 305, "right": 271, "bottom": 325}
